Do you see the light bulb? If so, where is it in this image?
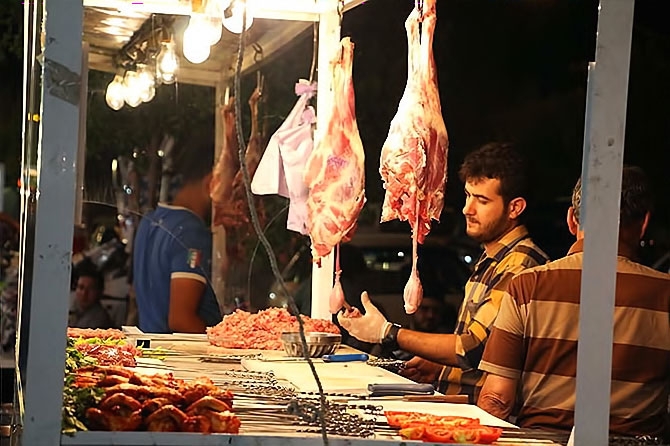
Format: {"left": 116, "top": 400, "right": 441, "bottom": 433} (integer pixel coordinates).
{"left": 136, "top": 64, "right": 156, "bottom": 103}
{"left": 182, "top": 22, "right": 211, "bottom": 64}
{"left": 140, "top": 86, "right": 156, "bottom": 103}
{"left": 105, "top": 74, "right": 125, "bottom": 111}
{"left": 123, "top": 71, "right": 143, "bottom": 108}
{"left": 189, "top": 13, "right": 222, "bottom": 46}
{"left": 223, "top": 1, "right": 253, "bottom": 34}
{"left": 156, "top": 40, "right": 179, "bottom": 84}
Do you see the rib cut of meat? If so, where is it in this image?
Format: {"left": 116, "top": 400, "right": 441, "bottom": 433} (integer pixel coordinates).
{"left": 379, "top": 0, "right": 448, "bottom": 314}
{"left": 211, "top": 98, "right": 240, "bottom": 227}
{"left": 305, "top": 37, "right": 366, "bottom": 262}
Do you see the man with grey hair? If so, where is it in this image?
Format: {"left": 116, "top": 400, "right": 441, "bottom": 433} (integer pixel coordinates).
{"left": 477, "top": 166, "right": 670, "bottom": 440}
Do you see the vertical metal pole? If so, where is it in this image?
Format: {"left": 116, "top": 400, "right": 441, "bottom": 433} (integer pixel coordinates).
{"left": 310, "top": 0, "right": 340, "bottom": 319}
{"left": 20, "top": 0, "right": 83, "bottom": 444}
{"left": 212, "top": 79, "right": 228, "bottom": 311}
{"left": 574, "top": 1, "right": 634, "bottom": 445}
{"left": 74, "top": 42, "right": 89, "bottom": 226}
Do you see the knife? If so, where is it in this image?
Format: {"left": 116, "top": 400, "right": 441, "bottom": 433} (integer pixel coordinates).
{"left": 322, "top": 353, "right": 369, "bottom": 363}
{"left": 367, "top": 383, "right": 435, "bottom": 397}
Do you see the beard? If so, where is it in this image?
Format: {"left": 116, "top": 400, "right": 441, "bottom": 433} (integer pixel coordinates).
{"left": 466, "top": 212, "right": 512, "bottom": 244}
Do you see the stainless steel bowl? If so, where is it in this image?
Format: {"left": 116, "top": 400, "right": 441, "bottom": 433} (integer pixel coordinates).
{"left": 281, "top": 332, "right": 341, "bottom": 357}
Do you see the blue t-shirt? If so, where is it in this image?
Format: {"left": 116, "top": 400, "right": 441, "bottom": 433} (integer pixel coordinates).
{"left": 133, "top": 204, "right": 221, "bottom": 333}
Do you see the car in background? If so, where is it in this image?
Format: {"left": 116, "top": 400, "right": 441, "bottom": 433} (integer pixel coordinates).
{"left": 263, "top": 228, "right": 480, "bottom": 328}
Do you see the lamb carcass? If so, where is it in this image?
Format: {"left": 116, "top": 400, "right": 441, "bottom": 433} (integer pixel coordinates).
{"left": 305, "top": 37, "right": 366, "bottom": 262}
{"left": 379, "top": 0, "right": 448, "bottom": 314}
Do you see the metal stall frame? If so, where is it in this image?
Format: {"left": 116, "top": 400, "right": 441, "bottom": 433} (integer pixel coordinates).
{"left": 16, "top": 0, "right": 635, "bottom": 445}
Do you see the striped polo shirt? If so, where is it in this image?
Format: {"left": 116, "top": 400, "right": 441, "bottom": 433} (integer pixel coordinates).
{"left": 435, "top": 225, "right": 549, "bottom": 403}
{"left": 480, "top": 239, "right": 670, "bottom": 437}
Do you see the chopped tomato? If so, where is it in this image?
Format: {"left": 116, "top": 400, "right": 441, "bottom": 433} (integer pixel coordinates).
{"left": 399, "top": 425, "right": 426, "bottom": 440}
{"left": 424, "top": 426, "right": 502, "bottom": 444}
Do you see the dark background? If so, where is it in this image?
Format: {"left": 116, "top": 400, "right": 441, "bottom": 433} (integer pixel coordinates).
{"left": 0, "top": 0, "right": 669, "bottom": 261}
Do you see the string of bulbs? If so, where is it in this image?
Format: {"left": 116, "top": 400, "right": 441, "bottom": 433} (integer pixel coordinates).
{"left": 105, "top": 0, "right": 253, "bottom": 111}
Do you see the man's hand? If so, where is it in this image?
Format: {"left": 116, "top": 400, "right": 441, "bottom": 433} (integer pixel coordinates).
{"left": 401, "top": 356, "right": 443, "bottom": 384}
{"left": 337, "top": 292, "right": 388, "bottom": 343}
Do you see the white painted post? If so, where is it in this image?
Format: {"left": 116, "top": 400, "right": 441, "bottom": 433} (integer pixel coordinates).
{"left": 310, "top": 0, "right": 341, "bottom": 320}
{"left": 75, "top": 42, "right": 89, "bottom": 226}
{"left": 212, "top": 79, "right": 229, "bottom": 312}
{"left": 19, "top": 0, "right": 83, "bottom": 444}
{"left": 574, "top": 1, "right": 635, "bottom": 445}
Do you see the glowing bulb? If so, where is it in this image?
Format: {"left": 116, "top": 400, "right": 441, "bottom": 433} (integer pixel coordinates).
{"left": 156, "top": 40, "right": 179, "bottom": 84}
{"left": 123, "top": 71, "right": 143, "bottom": 108}
{"left": 136, "top": 64, "right": 156, "bottom": 103}
{"left": 189, "top": 13, "right": 222, "bottom": 46}
{"left": 223, "top": 1, "right": 253, "bottom": 34}
{"left": 105, "top": 74, "right": 125, "bottom": 111}
{"left": 182, "top": 23, "right": 211, "bottom": 64}
{"left": 140, "top": 86, "right": 156, "bottom": 103}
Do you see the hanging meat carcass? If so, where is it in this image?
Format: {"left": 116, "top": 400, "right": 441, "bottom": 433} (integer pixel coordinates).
{"left": 211, "top": 98, "right": 240, "bottom": 228}
{"left": 379, "top": 0, "right": 448, "bottom": 314}
{"left": 305, "top": 37, "right": 366, "bottom": 261}
{"left": 211, "top": 88, "right": 266, "bottom": 259}
{"left": 305, "top": 37, "right": 366, "bottom": 314}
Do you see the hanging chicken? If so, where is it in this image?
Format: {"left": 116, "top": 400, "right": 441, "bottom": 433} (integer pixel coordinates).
{"left": 304, "top": 37, "right": 366, "bottom": 313}
{"left": 379, "top": 0, "right": 448, "bottom": 314}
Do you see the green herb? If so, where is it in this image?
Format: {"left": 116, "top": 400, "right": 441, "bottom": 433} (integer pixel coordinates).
{"left": 138, "top": 346, "right": 168, "bottom": 360}
{"left": 64, "top": 338, "right": 97, "bottom": 374}
{"left": 62, "top": 338, "right": 101, "bottom": 433}
{"left": 61, "top": 374, "right": 105, "bottom": 434}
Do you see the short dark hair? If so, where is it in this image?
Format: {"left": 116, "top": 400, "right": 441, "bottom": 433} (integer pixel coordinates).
{"left": 458, "top": 142, "right": 528, "bottom": 204}
{"left": 176, "top": 132, "right": 215, "bottom": 185}
{"left": 75, "top": 260, "right": 104, "bottom": 293}
{"left": 571, "top": 165, "right": 653, "bottom": 227}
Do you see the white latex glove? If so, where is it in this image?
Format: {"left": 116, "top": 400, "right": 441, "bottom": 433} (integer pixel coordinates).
{"left": 337, "top": 291, "right": 388, "bottom": 344}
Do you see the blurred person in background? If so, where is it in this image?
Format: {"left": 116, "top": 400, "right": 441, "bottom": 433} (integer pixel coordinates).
{"left": 132, "top": 136, "right": 221, "bottom": 333}
{"left": 69, "top": 260, "right": 113, "bottom": 329}
{"left": 410, "top": 294, "right": 456, "bottom": 334}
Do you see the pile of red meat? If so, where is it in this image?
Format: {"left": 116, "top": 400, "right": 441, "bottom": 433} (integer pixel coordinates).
{"left": 74, "top": 342, "right": 141, "bottom": 367}
{"left": 68, "top": 327, "right": 125, "bottom": 340}
{"left": 206, "top": 307, "right": 339, "bottom": 350}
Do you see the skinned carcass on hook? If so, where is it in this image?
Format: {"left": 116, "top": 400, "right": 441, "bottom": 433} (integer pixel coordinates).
{"left": 379, "top": 0, "right": 448, "bottom": 314}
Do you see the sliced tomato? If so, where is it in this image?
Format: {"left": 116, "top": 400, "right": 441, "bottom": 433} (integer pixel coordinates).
{"left": 399, "top": 425, "right": 426, "bottom": 440}
{"left": 425, "top": 426, "right": 502, "bottom": 444}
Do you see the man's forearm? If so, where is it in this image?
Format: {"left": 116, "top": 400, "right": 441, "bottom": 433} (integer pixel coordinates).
{"left": 396, "top": 329, "right": 458, "bottom": 366}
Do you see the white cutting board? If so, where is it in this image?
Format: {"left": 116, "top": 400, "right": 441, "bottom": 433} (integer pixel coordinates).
{"left": 241, "top": 357, "right": 411, "bottom": 394}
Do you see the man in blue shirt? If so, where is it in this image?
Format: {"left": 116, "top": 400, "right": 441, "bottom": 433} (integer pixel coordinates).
{"left": 133, "top": 138, "right": 222, "bottom": 333}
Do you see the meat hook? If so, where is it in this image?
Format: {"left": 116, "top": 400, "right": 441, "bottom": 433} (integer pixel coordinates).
{"left": 252, "top": 42, "right": 264, "bottom": 63}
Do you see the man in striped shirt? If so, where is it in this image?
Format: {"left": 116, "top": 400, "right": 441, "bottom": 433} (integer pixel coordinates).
{"left": 339, "top": 143, "right": 548, "bottom": 403}
{"left": 478, "top": 166, "right": 670, "bottom": 439}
